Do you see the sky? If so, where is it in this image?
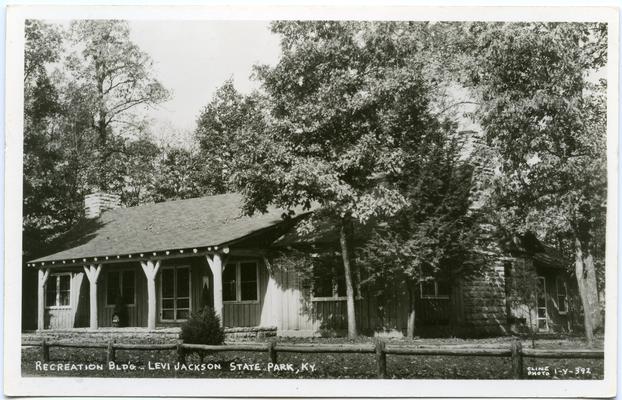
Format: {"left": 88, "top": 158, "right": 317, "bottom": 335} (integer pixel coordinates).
{"left": 127, "top": 21, "right": 282, "bottom": 146}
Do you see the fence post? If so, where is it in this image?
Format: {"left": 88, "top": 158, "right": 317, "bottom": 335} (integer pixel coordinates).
{"left": 106, "top": 341, "right": 115, "bottom": 363}
{"left": 375, "top": 340, "right": 387, "bottom": 379}
{"left": 511, "top": 339, "right": 523, "bottom": 379}
{"left": 41, "top": 339, "right": 49, "bottom": 362}
{"left": 176, "top": 340, "right": 186, "bottom": 365}
{"left": 267, "top": 340, "right": 277, "bottom": 364}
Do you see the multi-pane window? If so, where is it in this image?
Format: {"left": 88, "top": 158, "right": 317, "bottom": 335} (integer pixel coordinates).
{"left": 536, "top": 276, "right": 549, "bottom": 331}
{"left": 419, "top": 266, "right": 450, "bottom": 299}
{"left": 223, "top": 261, "right": 259, "bottom": 302}
{"left": 46, "top": 273, "right": 71, "bottom": 308}
{"left": 420, "top": 279, "right": 450, "bottom": 299}
{"left": 161, "top": 266, "right": 191, "bottom": 321}
{"left": 106, "top": 270, "right": 135, "bottom": 306}
{"left": 311, "top": 257, "right": 347, "bottom": 299}
{"left": 556, "top": 277, "right": 568, "bottom": 314}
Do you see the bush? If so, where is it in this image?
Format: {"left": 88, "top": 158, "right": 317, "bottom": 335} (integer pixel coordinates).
{"left": 180, "top": 306, "right": 225, "bottom": 345}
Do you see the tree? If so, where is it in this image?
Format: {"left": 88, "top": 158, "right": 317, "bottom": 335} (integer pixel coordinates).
{"left": 23, "top": 20, "right": 67, "bottom": 258}
{"left": 65, "top": 20, "right": 169, "bottom": 188}
{"left": 233, "top": 22, "right": 450, "bottom": 338}
{"left": 194, "top": 80, "right": 266, "bottom": 194}
{"left": 24, "top": 20, "right": 174, "bottom": 253}
{"left": 357, "top": 130, "right": 483, "bottom": 337}
{"left": 454, "top": 22, "right": 607, "bottom": 344}
{"left": 152, "top": 146, "right": 206, "bottom": 202}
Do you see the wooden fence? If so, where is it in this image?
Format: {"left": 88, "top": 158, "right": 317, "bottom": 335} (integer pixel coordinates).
{"left": 22, "top": 339, "right": 603, "bottom": 379}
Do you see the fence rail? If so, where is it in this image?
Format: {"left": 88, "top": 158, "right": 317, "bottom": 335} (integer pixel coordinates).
{"left": 21, "top": 338, "right": 603, "bottom": 379}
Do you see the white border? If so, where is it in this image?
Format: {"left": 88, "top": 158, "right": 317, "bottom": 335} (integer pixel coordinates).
{"left": 4, "top": 4, "right": 618, "bottom": 398}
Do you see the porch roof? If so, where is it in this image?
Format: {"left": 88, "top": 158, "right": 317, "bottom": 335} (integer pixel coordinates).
{"left": 29, "top": 193, "right": 309, "bottom": 265}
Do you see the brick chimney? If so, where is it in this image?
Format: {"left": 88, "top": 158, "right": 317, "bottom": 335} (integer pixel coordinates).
{"left": 84, "top": 192, "right": 121, "bottom": 218}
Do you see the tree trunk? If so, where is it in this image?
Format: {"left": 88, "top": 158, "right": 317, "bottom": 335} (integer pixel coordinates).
{"left": 339, "top": 218, "right": 358, "bottom": 338}
{"left": 406, "top": 283, "right": 416, "bottom": 338}
{"left": 583, "top": 250, "right": 602, "bottom": 331}
{"left": 575, "top": 237, "right": 595, "bottom": 346}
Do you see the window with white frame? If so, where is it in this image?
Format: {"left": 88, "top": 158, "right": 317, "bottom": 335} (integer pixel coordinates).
{"left": 160, "top": 265, "right": 191, "bottom": 321}
{"left": 223, "top": 261, "right": 259, "bottom": 302}
{"left": 46, "top": 273, "right": 71, "bottom": 308}
{"left": 419, "top": 266, "right": 450, "bottom": 299}
{"left": 106, "top": 270, "right": 136, "bottom": 306}
{"left": 556, "top": 277, "right": 568, "bottom": 314}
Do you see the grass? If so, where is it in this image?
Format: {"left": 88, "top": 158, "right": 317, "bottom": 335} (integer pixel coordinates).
{"left": 21, "top": 336, "right": 604, "bottom": 379}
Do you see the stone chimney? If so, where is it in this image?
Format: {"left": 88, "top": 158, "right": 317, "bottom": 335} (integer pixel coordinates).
{"left": 84, "top": 192, "right": 121, "bottom": 218}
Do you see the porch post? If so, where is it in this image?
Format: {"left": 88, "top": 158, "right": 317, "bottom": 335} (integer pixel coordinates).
{"left": 206, "top": 253, "right": 224, "bottom": 326}
{"left": 140, "top": 260, "right": 161, "bottom": 330}
{"left": 37, "top": 268, "right": 50, "bottom": 330}
{"left": 83, "top": 264, "right": 102, "bottom": 330}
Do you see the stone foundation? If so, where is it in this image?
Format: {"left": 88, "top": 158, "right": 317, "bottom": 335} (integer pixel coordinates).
{"left": 25, "top": 326, "right": 278, "bottom": 343}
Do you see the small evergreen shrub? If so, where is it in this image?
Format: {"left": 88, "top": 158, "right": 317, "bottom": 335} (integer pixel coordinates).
{"left": 180, "top": 306, "right": 225, "bottom": 345}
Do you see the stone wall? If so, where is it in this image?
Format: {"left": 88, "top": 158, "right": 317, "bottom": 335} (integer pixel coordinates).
{"left": 458, "top": 131, "right": 509, "bottom": 336}
{"left": 460, "top": 262, "right": 508, "bottom": 335}
{"left": 26, "top": 326, "right": 278, "bottom": 344}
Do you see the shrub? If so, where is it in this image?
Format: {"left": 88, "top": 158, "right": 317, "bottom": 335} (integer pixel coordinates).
{"left": 180, "top": 306, "right": 225, "bottom": 345}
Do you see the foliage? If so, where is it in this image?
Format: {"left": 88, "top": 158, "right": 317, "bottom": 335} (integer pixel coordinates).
{"left": 357, "top": 134, "right": 482, "bottom": 294}
{"left": 152, "top": 146, "right": 206, "bottom": 202}
{"left": 230, "top": 21, "right": 468, "bottom": 336}
{"left": 194, "top": 80, "right": 265, "bottom": 194}
{"left": 450, "top": 22, "right": 607, "bottom": 341}
{"left": 23, "top": 20, "right": 71, "bottom": 258}
{"left": 23, "top": 20, "right": 175, "bottom": 259}
{"left": 180, "top": 306, "right": 225, "bottom": 345}
{"left": 505, "top": 260, "right": 539, "bottom": 347}
{"left": 65, "top": 20, "right": 170, "bottom": 188}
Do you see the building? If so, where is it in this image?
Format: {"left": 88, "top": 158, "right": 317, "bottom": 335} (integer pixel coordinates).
{"left": 26, "top": 190, "right": 577, "bottom": 337}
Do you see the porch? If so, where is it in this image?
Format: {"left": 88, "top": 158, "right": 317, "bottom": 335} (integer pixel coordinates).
{"left": 34, "top": 249, "right": 273, "bottom": 332}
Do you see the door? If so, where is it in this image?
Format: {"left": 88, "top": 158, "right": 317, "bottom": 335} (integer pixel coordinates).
{"left": 536, "top": 276, "right": 549, "bottom": 332}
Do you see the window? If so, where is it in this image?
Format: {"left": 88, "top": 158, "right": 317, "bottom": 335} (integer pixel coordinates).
{"left": 556, "top": 277, "right": 568, "bottom": 314}
{"left": 311, "top": 256, "right": 358, "bottom": 300}
{"left": 536, "top": 276, "right": 549, "bottom": 331}
{"left": 106, "top": 270, "right": 135, "bottom": 306}
{"left": 223, "top": 261, "right": 259, "bottom": 303}
{"left": 160, "top": 265, "right": 191, "bottom": 321}
{"left": 46, "top": 273, "right": 71, "bottom": 308}
{"left": 419, "top": 266, "right": 450, "bottom": 299}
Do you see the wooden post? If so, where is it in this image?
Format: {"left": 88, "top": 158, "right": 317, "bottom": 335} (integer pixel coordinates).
{"left": 140, "top": 260, "right": 161, "bottom": 330}
{"left": 267, "top": 340, "right": 277, "bottom": 364}
{"left": 511, "top": 339, "right": 523, "bottom": 379}
{"left": 206, "top": 254, "right": 224, "bottom": 326}
{"left": 375, "top": 340, "right": 387, "bottom": 379}
{"left": 176, "top": 340, "right": 186, "bottom": 365}
{"left": 83, "top": 264, "right": 102, "bottom": 330}
{"left": 37, "top": 269, "right": 50, "bottom": 330}
{"left": 41, "top": 339, "right": 49, "bottom": 362}
{"left": 107, "top": 341, "right": 115, "bottom": 363}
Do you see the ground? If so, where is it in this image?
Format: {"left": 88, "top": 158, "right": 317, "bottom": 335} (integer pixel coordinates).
{"left": 21, "top": 335, "right": 604, "bottom": 379}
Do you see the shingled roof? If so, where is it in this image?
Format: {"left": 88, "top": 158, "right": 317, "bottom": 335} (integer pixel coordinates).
{"left": 30, "top": 193, "right": 308, "bottom": 264}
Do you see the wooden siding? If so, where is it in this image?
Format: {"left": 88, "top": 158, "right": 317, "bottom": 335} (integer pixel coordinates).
{"left": 263, "top": 263, "right": 468, "bottom": 336}
{"left": 222, "top": 258, "right": 267, "bottom": 328}
{"left": 45, "top": 307, "right": 73, "bottom": 329}
{"left": 44, "top": 269, "right": 87, "bottom": 329}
